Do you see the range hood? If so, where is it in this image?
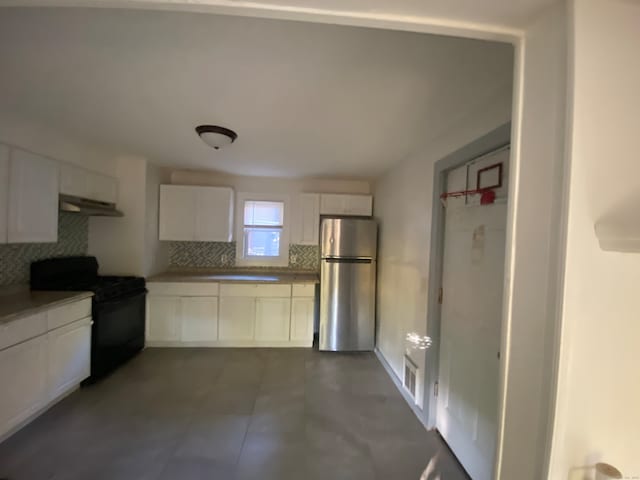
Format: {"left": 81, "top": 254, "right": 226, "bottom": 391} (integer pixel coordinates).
{"left": 59, "top": 194, "right": 124, "bottom": 217}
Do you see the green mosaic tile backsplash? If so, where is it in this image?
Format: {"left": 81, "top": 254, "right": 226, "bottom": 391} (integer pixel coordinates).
{"left": 169, "top": 242, "right": 319, "bottom": 271}
{"left": 0, "top": 212, "right": 89, "bottom": 286}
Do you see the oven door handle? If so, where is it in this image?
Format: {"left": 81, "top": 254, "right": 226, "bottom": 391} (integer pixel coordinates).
{"left": 94, "top": 289, "right": 147, "bottom": 311}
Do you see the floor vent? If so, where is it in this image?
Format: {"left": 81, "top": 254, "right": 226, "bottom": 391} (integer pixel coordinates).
{"left": 403, "top": 355, "right": 418, "bottom": 402}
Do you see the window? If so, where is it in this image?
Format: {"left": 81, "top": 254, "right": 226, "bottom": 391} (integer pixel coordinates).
{"left": 243, "top": 200, "right": 285, "bottom": 258}
{"left": 236, "top": 193, "right": 290, "bottom": 267}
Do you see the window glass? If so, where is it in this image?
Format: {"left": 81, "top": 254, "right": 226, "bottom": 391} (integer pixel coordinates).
{"left": 243, "top": 201, "right": 285, "bottom": 258}
{"left": 244, "top": 228, "right": 281, "bottom": 257}
{"left": 244, "top": 201, "right": 284, "bottom": 227}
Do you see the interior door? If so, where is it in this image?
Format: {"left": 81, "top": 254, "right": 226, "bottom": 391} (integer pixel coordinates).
{"left": 436, "top": 159, "right": 507, "bottom": 480}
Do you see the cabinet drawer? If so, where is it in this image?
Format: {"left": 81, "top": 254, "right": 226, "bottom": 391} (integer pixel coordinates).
{"left": 292, "top": 284, "right": 315, "bottom": 297}
{"left": 219, "top": 283, "right": 291, "bottom": 298}
{"left": 0, "top": 313, "right": 47, "bottom": 351}
{"left": 147, "top": 282, "right": 219, "bottom": 296}
{"left": 47, "top": 298, "right": 92, "bottom": 331}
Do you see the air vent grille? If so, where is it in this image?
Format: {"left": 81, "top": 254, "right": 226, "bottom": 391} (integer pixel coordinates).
{"left": 403, "top": 355, "right": 418, "bottom": 401}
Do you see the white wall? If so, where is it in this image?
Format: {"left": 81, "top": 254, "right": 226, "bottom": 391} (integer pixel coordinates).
{"left": 89, "top": 156, "right": 148, "bottom": 276}
{"left": 548, "top": 1, "right": 640, "bottom": 478}
{"left": 497, "top": 4, "right": 568, "bottom": 480}
{"left": 144, "top": 163, "right": 171, "bottom": 276}
{"left": 373, "top": 86, "right": 513, "bottom": 410}
{"left": 169, "top": 170, "right": 371, "bottom": 195}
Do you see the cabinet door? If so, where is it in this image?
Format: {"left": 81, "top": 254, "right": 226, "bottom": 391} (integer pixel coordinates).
{"left": 147, "top": 296, "right": 181, "bottom": 341}
{"left": 0, "top": 145, "right": 8, "bottom": 243}
{"left": 290, "top": 297, "right": 315, "bottom": 343}
{"left": 87, "top": 172, "right": 118, "bottom": 204}
{"left": 298, "top": 193, "right": 320, "bottom": 245}
{"left": 345, "top": 195, "right": 373, "bottom": 216}
{"left": 8, "top": 149, "right": 59, "bottom": 243}
{"left": 47, "top": 318, "right": 91, "bottom": 400}
{"left": 0, "top": 336, "right": 47, "bottom": 437}
{"left": 218, "top": 297, "right": 255, "bottom": 341}
{"left": 59, "top": 164, "right": 88, "bottom": 199}
{"left": 255, "top": 297, "right": 291, "bottom": 342}
{"left": 196, "top": 186, "right": 234, "bottom": 242}
{"left": 181, "top": 297, "right": 219, "bottom": 342}
{"left": 159, "top": 185, "right": 197, "bottom": 241}
{"left": 319, "top": 194, "right": 348, "bottom": 215}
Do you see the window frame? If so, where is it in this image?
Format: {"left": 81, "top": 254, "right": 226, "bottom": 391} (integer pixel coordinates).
{"left": 235, "top": 192, "right": 290, "bottom": 267}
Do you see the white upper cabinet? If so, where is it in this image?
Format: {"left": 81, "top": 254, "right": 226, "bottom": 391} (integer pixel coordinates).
{"left": 292, "top": 193, "right": 320, "bottom": 245}
{"left": 59, "top": 163, "right": 87, "bottom": 199}
{"left": 159, "top": 184, "right": 234, "bottom": 242}
{"left": 319, "top": 194, "right": 373, "bottom": 216}
{"left": 0, "top": 145, "right": 9, "bottom": 243}
{"left": 8, "top": 149, "right": 59, "bottom": 243}
{"left": 195, "top": 186, "right": 234, "bottom": 242}
{"left": 159, "top": 185, "right": 197, "bottom": 241}
{"left": 86, "top": 171, "right": 118, "bottom": 204}
{"left": 60, "top": 164, "right": 118, "bottom": 204}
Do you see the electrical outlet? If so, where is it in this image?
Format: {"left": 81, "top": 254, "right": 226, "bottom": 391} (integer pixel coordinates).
{"left": 221, "top": 254, "right": 227, "bottom": 264}
{"left": 291, "top": 255, "right": 298, "bottom": 264}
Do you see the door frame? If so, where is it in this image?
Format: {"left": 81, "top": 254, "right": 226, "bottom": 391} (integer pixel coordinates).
{"left": 422, "top": 122, "right": 512, "bottom": 429}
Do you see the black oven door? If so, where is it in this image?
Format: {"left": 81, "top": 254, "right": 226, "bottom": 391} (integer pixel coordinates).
{"left": 87, "top": 290, "right": 147, "bottom": 382}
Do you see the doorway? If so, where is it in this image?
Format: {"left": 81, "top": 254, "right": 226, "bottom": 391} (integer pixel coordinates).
{"left": 423, "top": 124, "right": 511, "bottom": 480}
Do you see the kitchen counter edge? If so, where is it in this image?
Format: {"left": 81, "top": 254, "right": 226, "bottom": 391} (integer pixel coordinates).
{"left": 0, "top": 290, "right": 94, "bottom": 325}
{"left": 147, "top": 271, "right": 319, "bottom": 285}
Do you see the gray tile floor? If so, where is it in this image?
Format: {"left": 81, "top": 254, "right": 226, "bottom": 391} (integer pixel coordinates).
{"left": 0, "top": 348, "right": 469, "bottom": 480}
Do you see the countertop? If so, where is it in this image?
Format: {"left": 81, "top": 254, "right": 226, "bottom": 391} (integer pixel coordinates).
{"left": 147, "top": 269, "right": 320, "bottom": 285}
{"left": 0, "top": 288, "right": 94, "bottom": 325}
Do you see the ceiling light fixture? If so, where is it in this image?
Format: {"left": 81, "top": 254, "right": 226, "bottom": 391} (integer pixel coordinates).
{"left": 195, "top": 125, "right": 238, "bottom": 150}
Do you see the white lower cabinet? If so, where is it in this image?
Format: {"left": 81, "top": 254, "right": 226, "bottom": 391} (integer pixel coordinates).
{"left": 146, "top": 281, "right": 316, "bottom": 347}
{"left": 147, "top": 296, "right": 181, "bottom": 342}
{"left": 181, "top": 297, "right": 218, "bottom": 342}
{"left": 0, "top": 297, "right": 91, "bottom": 441}
{"left": 47, "top": 318, "right": 91, "bottom": 401}
{"left": 218, "top": 297, "right": 256, "bottom": 341}
{"left": 0, "top": 336, "right": 48, "bottom": 436}
{"left": 255, "top": 297, "right": 291, "bottom": 342}
{"left": 147, "top": 295, "right": 219, "bottom": 344}
{"left": 290, "top": 297, "right": 315, "bottom": 342}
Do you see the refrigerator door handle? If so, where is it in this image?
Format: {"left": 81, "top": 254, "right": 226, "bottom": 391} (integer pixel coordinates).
{"left": 323, "top": 257, "right": 372, "bottom": 264}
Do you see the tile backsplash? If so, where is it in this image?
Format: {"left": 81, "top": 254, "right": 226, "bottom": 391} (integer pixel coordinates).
{"left": 168, "top": 242, "right": 319, "bottom": 271}
{"left": 0, "top": 213, "right": 89, "bottom": 286}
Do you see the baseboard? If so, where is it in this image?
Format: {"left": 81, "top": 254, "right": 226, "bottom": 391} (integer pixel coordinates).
{"left": 145, "top": 340, "right": 313, "bottom": 348}
{"left": 374, "top": 347, "right": 430, "bottom": 430}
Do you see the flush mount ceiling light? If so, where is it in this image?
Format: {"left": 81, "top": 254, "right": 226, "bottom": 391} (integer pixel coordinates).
{"left": 195, "top": 125, "right": 238, "bottom": 150}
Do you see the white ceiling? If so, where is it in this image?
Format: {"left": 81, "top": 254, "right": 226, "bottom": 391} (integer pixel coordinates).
{"left": 0, "top": 0, "right": 559, "bottom": 31}
{"left": 0, "top": 8, "right": 514, "bottom": 178}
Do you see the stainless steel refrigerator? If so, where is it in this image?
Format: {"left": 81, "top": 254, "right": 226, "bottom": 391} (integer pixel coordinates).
{"left": 319, "top": 217, "right": 377, "bottom": 351}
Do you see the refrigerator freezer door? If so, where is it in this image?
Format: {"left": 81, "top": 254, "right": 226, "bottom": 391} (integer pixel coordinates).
{"left": 321, "top": 218, "right": 377, "bottom": 259}
{"left": 319, "top": 258, "right": 376, "bottom": 351}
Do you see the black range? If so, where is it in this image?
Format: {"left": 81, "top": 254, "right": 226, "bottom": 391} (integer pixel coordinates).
{"left": 31, "top": 256, "right": 146, "bottom": 383}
